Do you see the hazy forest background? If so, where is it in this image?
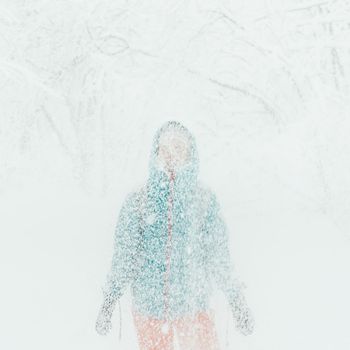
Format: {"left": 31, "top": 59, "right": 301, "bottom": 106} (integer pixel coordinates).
{"left": 1, "top": 1, "right": 350, "bottom": 349}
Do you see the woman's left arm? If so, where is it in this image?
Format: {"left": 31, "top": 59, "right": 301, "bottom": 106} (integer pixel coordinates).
{"left": 203, "top": 191, "right": 255, "bottom": 335}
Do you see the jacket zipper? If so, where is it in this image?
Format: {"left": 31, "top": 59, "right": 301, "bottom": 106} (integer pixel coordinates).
{"left": 164, "top": 170, "right": 175, "bottom": 324}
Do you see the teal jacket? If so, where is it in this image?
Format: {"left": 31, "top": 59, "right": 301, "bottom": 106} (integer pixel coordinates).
{"left": 103, "top": 121, "right": 241, "bottom": 321}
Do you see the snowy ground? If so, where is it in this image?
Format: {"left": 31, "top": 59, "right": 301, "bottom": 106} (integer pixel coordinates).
{"left": 1, "top": 1, "right": 350, "bottom": 349}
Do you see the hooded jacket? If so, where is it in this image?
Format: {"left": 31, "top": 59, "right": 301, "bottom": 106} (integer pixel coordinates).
{"left": 103, "top": 121, "right": 242, "bottom": 321}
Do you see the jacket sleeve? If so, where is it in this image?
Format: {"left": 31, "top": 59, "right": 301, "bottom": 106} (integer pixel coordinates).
{"left": 102, "top": 191, "right": 142, "bottom": 302}
{"left": 203, "top": 191, "right": 243, "bottom": 306}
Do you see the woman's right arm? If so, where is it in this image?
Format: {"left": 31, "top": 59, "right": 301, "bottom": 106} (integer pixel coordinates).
{"left": 96, "top": 191, "right": 142, "bottom": 335}
{"left": 103, "top": 191, "right": 142, "bottom": 301}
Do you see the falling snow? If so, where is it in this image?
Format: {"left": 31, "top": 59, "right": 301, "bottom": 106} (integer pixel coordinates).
{"left": 1, "top": 1, "right": 350, "bottom": 350}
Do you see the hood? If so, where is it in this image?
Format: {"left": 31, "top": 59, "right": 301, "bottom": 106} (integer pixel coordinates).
{"left": 146, "top": 121, "right": 199, "bottom": 200}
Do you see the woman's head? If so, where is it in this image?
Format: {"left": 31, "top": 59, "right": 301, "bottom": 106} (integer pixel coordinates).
{"left": 155, "top": 122, "right": 192, "bottom": 173}
{"left": 148, "top": 120, "right": 199, "bottom": 192}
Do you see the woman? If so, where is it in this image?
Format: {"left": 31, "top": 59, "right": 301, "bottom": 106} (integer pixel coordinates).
{"left": 96, "top": 121, "right": 255, "bottom": 349}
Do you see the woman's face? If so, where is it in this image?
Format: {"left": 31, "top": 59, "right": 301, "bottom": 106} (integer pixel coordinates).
{"left": 157, "top": 130, "right": 190, "bottom": 172}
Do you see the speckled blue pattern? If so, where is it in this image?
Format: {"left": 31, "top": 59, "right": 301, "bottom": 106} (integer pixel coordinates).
{"left": 104, "top": 121, "right": 239, "bottom": 320}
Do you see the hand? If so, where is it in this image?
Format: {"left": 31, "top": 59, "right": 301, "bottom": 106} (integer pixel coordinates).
{"left": 229, "top": 284, "right": 255, "bottom": 336}
{"left": 95, "top": 309, "right": 112, "bottom": 335}
{"left": 234, "top": 306, "right": 255, "bottom": 336}
{"left": 95, "top": 296, "right": 116, "bottom": 336}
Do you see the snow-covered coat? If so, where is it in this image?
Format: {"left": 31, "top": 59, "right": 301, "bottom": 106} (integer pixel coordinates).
{"left": 103, "top": 121, "right": 241, "bottom": 321}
